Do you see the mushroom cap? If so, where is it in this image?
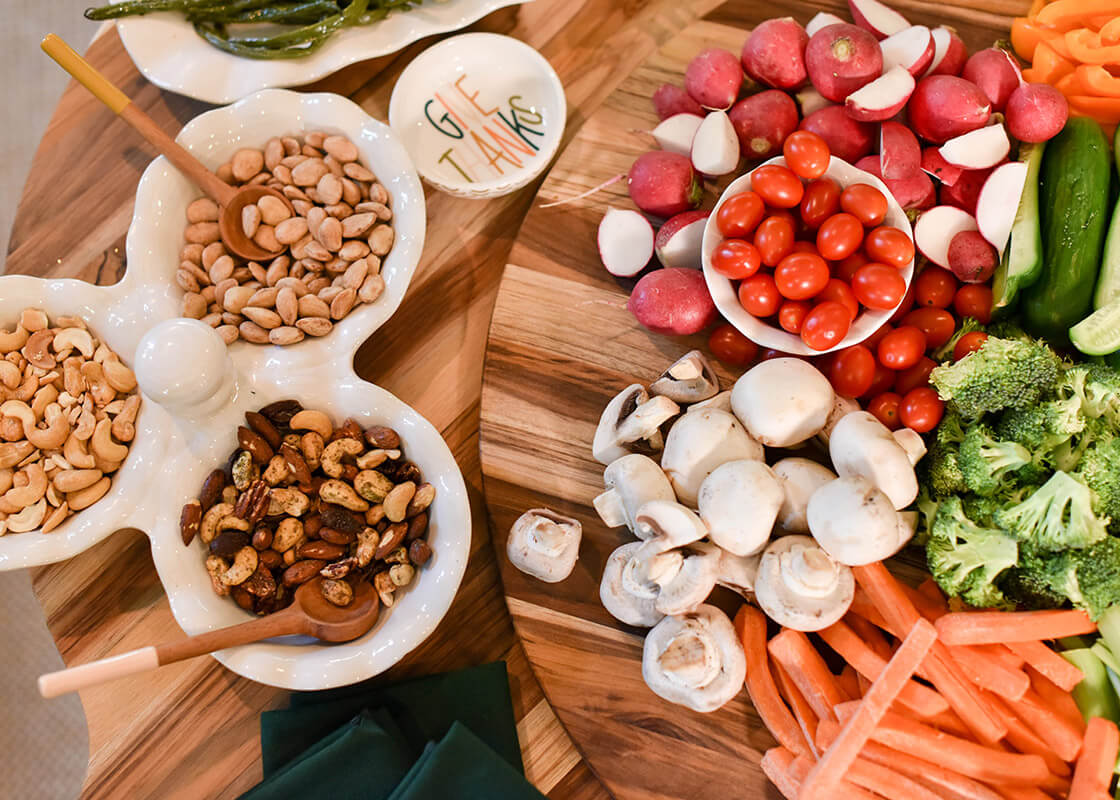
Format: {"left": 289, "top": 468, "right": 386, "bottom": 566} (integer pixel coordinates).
{"left": 660, "top": 408, "right": 763, "bottom": 506}
{"left": 892, "top": 427, "right": 927, "bottom": 466}
{"left": 698, "top": 460, "right": 783, "bottom": 556}
{"left": 650, "top": 350, "right": 720, "bottom": 404}
{"left": 731, "top": 358, "right": 835, "bottom": 448}
{"left": 600, "top": 541, "right": 665, "bottom": 627}
{"left": 815, "top": 393, "right": 860, "bottom": 448}
{"left": 717, "top": 549, "right": 761, "bottom": 596}
{"left": 634, "top": 499, "right": 709, "bottom": 546}
{"left": 754, "top": 535, "right": 854, "bottom": 631}
{"left": 688, "top": 390, "right": 732, "bottom": 414}
{"left": 655, "top": 540, "right": 721, "bottom": 615}
{"left": 771, "top": 457, "right": 837, "bottom": 534}
{"left": 642, "top": 604, "right": 746, "bottom": 712}
{"left": 592, "top": 384, "right": 680, "bottom": 465}
{"left": 593, "top": 454, "right": 675, "bottom": 531}
{"left": 806, "top": 476, "right": 903, "bottom": 566}
{"left": 828, "top": 411, "right": 919, "bottom": 510}
{"left": 506, "top": 508, "right": 582, "bottom": 583}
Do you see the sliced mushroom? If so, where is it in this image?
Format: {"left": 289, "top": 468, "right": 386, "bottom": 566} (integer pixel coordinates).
{"left": 642, "top": 604, "right": 746, "bottom": 712}
{"left": 697, "top": 460, "right": 783, "bottom": 556}
{"left": 660, "top": 408, "right": 763, "bottom": 506}
{"left": 829, "top": 411, "right": 919, "bottom": 510}
{"left": 771, "top": 457, "right": 837, "bottom": 535}
{"left": 717, "top": 549, "right": 761, "bottom": 596}
{"left": 806, "top": 476, "right": 904, "bottom": 566}
{"left": 506, "top": 508, "right": 582, "bottom": 583}
{"left": 731, "top": 358, "right": 835, "bottom": 448}
{"left": 754, "top": 535, "right": 854, "bottom": 632}
{"left": 593, "top": 454, "right": 675, "bottom": 532}
{"left": 650, "top": 350, "right": 719, "bottom": 403}
{"left": 592, "top": 384, "right": 680, "bottom": 464}
{"left": 599, "top": 541, "right": 664, "bottom": 628}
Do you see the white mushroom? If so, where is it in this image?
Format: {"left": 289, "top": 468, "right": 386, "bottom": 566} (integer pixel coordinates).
{"left": 697, "top": 460, "right": 783, "bottom": 556}
{"left": 506, "top": 508, "right": 582, "bottom": 583}
{"left": 593, "top": 454, "right": 675, "bottom": 532}
{"left": 754, "top": 535, "right": 854, "bottom": 631}
{"left": 599, "top": 542, "right": 665, "bottom": 628}
{"left": 731, "top": 358, "right": 835, "bottom": 448}
{"left": 771, "top": 458, "right": 837, "bottom": 534}
{"left": 633, "top": 499, "right": 709, "bottom": 547}
{"left": 892, "top": 428, "right": 927, "bottom": 466}
{"left": 633, "top": 501, "right": 718, "bottom": 615}
{"left": 592, "top": 384, "right": 680, "bottom": 464}
{"left": 650, "top": 350, "right": 719, "bottom": 403}
{"left": 660, "top": 408, "right": 763, "bottom": 506}
{"left": 829, "top": 411, "right": 919, "bottom": 510}
{"left": 642, "top": 604, "right": 746, "bottom": 712}
{"left": 806, "top": 476, "right": 904, "bottom": 566}
{"left": 654, "top": 541, "right": 721, "bottom": 615}
{"left": 815, "top": 393, "right": 861, "bottom": 448}
{"left": 717, "top": 549, "right": 761, "bottom": 596}
{"left": 687, "top": 390, "right": 732, "bottom": 413}
{"left": 897, "top": 510, "right": 919, "bottom": 550}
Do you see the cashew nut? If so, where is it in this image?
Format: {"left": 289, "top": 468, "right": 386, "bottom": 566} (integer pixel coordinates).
{"left": 110, "top": 395, "right": 141, "bottom": 443}
{"left": 41, "top": 501, "right": 69, "bottom": 534}
{"left": 320, "top": 438, "right": 363, "bottom": 478}
{"left": 262, "top": 454, "right": 289, "bottom": 486}
{"left": 222, "top": 546, "right": 258, "bottom": 586}
{"left": 267, "top": 487, "right": 310, "bottom": 517}
{"left": 22, "top": 330, "right": 56, "bottom": 370}
{"left": 300, "top": 432, "right": 324, "bottom": 471}
{"left": 103, "top": 360, "right": 137, "bottom": 393}
{"left": 31, "top": 385, "right": 58, "bottom": 419}
{"left": 27, "top": 405, "right": 69, "bottom": 450}
{"left": 12, "top": 375, "right": 36, "bottom": 403}
{"left": 0, "top": 401, "right": 34, "bottom": 432}
{"left": 319, "top": 479, "right": 369, "bottom": 511}
{"left": 63, "top": 434, "right": 96, "bottom": 469}
{"left": 0, "top": 441, "right": 34, "bottom": 469}
{"left": 218, "top": 515, "right": 251, "bottom": 533}
{"left": 73, "top": 407, "right": 95, "bottom": 441}
{"left": 79, "top": 362, "right": 116, "bottom": 407}
{"left": 374, "top": 570, "right": 395, "bottom": 607}
{"left": 205, "top": 555, "right": 230, "bottom": 596}
{"left": 383, "top": 481, "right": 416, "bottom": 523}
{"left": 67, "top": 477, "right": 111, "bottom": 510}
{"left": 0, "top": 362, "right": 19, "bottom": 390}
{"left": 52, "top": 469, "right": 102, "bottom": 494}
{"left": 356, "top": 448, "right": 399, "bottom": 469}
{"left": 91, "top": 454, "right": 122, "bottom": 474}
{"left": 0, "top": 326, "right": 28, "bottom": 353}
{"left": 273, "top": 517, "right": 304, "bottom": 552}
{"left": 63, "top": 359, "right": 84, "bottom": 398}
{"left": 0, "top": 463, "right": 47, "bottom": 514}
{"left": 290, "top": 409, "right": 333, "bottom": 440}
{"left": 6, "top": 498, "right": 46, "bottom": 532}
{"left": 354, "top": 469, "right": 393, "bottom": 503}
{"left": 52, "top": 328, "right": 94, "bottom": 358}
{"left": 200, "top": 501, "right": 235, "bottom": 543}
{"left": 19, "top": 310, "right": 47, "bottom": 332}
{"left": 0, "top": 417, "right": 21, "bottom": 442}
{"left": 356, "top": 527, "right": 377, "bottom": 567}
{"left": 0, "top": 469, "right": 10, "bottom": 495}
{"left": 90, "top": 418, "right": 128, "bottom": 463}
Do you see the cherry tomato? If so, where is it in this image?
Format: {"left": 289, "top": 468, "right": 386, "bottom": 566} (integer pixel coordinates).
{"left": 783, "top": 130, "right": 831, "bottom": 180}
{"left": 801, "top": 301, "right": 852, "bottom": 351}
{"left": 799, "top": 178, "right": 842, "bottom": 229}
{"left": 862, "top": 322, "right": 893, "bottom": 352}
{"left": 953, "top": 331, "right": 990, "bottom": 362}
{"left": 754, "top": 215, "right": 796, "bottom": 267}
{"left": 708, "top": 323, "right": 758, "bottom": 366}
{"left": 834, "top": 251, "right": 870, "bottom": 283}
{"left": 750, "top": 164, "right": 804, "bottom": 208}
{"left": 791, "top": 240, "right": 818, "bottom": 254}
{"left": 894, "top": 356, "right": 936, "bottom": 395}
{"left": 852, "top": 263, "right": 906, "bottom": 310}
{"left": 779, "top": 300, "right": 812, "bottom": 333}
{"left": 775, "top": 252, "right": 830, "bottom": 300}
{"left": 864, "top": 362, "right": 897, "bottom": 397}
{"left": 716, "top": 191, "right": 765, "bottom": 238}
{"left": 914, "top": 266, "right": 958, "bottom": 309}
{"left": 829, "top": 345, "right": 876, "bottom": 397}
{"left": 867, "top": 392, "right": 903, "bottom": 430}
{"left": 816, "top": 213, "right": 865, "bottom": 261}
{"left": 814, "top": 278, "right": 859, "bottom": 321}
{"left": 889, "top": 279, "right": 916, "bottom": 323}
{"left": 840, "top": 183, "right": 889, "bottom": 227}
{"left": 739, "top": 273, "right": 782, "bottom": 317}
{"left": 954, "top": 284, "right": 994, "bottom": 324}
{"left": 864, "top": 226, "right": 915, "bottom": 269}
{"left": 710, "top": 239, "right": 762, "bottom": 280}
{"left": 877, "top": 325, "right": 927, "bottom": 370}
{"left": 900, "top": 387, "right": 944, "bottom": 433}
{"left": 901, "top": 308, "right": 956, "bottom": 350}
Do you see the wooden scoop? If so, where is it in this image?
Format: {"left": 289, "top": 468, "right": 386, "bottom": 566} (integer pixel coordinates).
{"left": 38, "top": 578, "right": 380, "bottom": 698}
{"left": 41, "top": 33, "right": 293, "bottom": 263}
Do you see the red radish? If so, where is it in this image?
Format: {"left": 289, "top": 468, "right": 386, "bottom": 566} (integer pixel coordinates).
{"left": 801, "top": 106, "right": 875, "bottom": 163}
{"left": 628, "top": 267, "right": 717, "bottom": 335}
{"left": 628, "top": 151, "right": 702, "bottom": 218}
{"left": 848, "top": 0, "right": 909, "bottom": 39}
{"left": 975, "top": 161, "right": 1029, "bottom": 255}
{"left": 652, "top": 84, "right": 704, "bottom": 120}
{"left": 880, "top": 121, "right": 921, "bottom": 180}
{"left": 926, "top": 27, "right": 967, "bottom": 76}
{"left": 845, "top": 66, "right": 915, "bottom": 122}
{"left": 921, "top": 147, "right": 962, "bottom": 185}
{"left": 1005, "top": 83, "right": 1069, "bottom": 143}
{"left": 652, "top": 114, "right": 703, "bottom": 156}
{"left": 741, "top": 17, "right": 810, "bottom": 90}
{"left": 730, "top": 90, "right": 800, "bottom": 160}
{"left": 941, "top": 165, "right": 996, "bottom": 215}
{"left": 598, "top": 209, "right": 655, "bottom": 277}
{"left": 913, "top": 204, "right": 978, "bottom": 268}
{"left": 961, "top": 48, "right": 1023, "bottom": 112}
{"left": 807, "top": 11, "right": 846, "bottom": 37}
{"left": 691, "top": 110, "right": 740, "bottom": 176}
{"left": 938, "top": 124, "right": 1010, "bottom": 170}
{"left": 908, "top": 75, "right": 991, "bottom": 143}
{"left": 794, "top": 86, "right": 831, "bottom": 117}
{"left": 947, "top": 230, "right": 998, "bottom": 283}
{"left": 655, "top": 209, "right": 711, "bottom": 270}
{"left": 685, "top": 48, "right": 743, "bottom": 110}
{"left": 857, "top": 155, "right": 936, "bottom": 209}
{"left": 805, "top": 23, "right": 883, "bottom": 102}
{"left": 880, "top": 25, "right": 935, "bottom": 76}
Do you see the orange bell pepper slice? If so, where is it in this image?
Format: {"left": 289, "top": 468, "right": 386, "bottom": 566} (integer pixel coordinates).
{"left": 1101, "top": 16, "right": 1120, "bottom": 45}
{"left": 1077, "top": 65, "right": 1120, "bottom": 96}
{"left": 1033, "top": 40, "right": 1076, "bottom": 83}
{"left": 1067, "top": 28, "right": 1120, "bottom": 63}
{"left": 1012, "top": 18, "right": 1050, "bottom": 61}
{"left": 1056, "top": 72, "right": 1082, "bottom": 94}
{"left": 1069, "top": 94, "right": 1120, "bottom": 124}
{"left": 1038, "top": 0, "right": 1120, "bottom": 27}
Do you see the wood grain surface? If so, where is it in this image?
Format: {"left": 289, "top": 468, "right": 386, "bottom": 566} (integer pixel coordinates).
{"left": 478, "top": 2, "right": 1026, "bottom": 799}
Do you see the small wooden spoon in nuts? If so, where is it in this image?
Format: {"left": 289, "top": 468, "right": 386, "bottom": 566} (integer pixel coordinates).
{"left": 40, "top": 34, "right": 294, "bottom": 263}
{"left": 37, "top": 578, "right": 379, "bottom": 698}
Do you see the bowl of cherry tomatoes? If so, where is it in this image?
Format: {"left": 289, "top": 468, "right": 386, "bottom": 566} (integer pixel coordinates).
{"left": 701, "top": 133, "right": 916, "bottom": 356}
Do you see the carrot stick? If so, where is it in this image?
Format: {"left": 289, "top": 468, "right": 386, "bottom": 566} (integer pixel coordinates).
{"left": 734, "top": 606, "right": 812, "bottom": 757}
{"left": 976, "top": 643, "right": 1026, "bottom": 672}
{"left": 837, "top": 664, "right": 861, "bottom": 701}
{"left": 994, "top": 786, "right": 1057, "bottom": 800}
{"left": 1010, "top": 687, "right": 1085, "bottom": 762}
{"left": 917, "top": 578, "right": 950, "bottom": 610}
{"left": 847, "top": 612, "right": 894, "bottom": 662}
{"left": 1026, "top": 665, "right": 1087, "bottom": 733}
{"left": 773, "top": 660, "right": 820, "bottom": 758}
{"left": 768, "top": 629, "right": 848, "bottom": 722}
{"left": 1069, "top": 717, "right": 1120, "bottom": 800}
{"left": 760, "top": 747, "right": 800, "bottom": 800}
{"left": 799, "top": 618, "right": 938, "bottom": 800}
{"left": 850, "top": 588, "right": 896, "bottom": 633}
{"left": 948, "top": 643, "right": 1031, "bottom": 701}
{"left": 848, "top": 756, "right": 946, "bottom": 800}
{"left": 1006, "top": 640, "right": 1085, "bottom": 692}
{"left": 905, "top": 583, "right": 949, "bottom": 621}
{"left": 984, "top": 691, "right": 1072, "bottom": 777}
{"left": 936, "top": 609, "right": 1097, "bottom": 646}
{"left": 790, "top": 754, "right": 883, "bottom": 800}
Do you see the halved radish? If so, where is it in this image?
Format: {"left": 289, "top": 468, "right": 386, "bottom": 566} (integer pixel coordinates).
{"left": 691, "top": 110, "right": 739, "bottom": 176}
{"left": 845, "top": 67, "right": 915, "bottom": 122}
{"left": 913, "top": 205, "right": 978, "bottom": 268}
{"left": 795, "top": 86, "right": 832, "bottom": 117}
{"left": 921, "top": 147, "right": 962, "bottom": 186}
{"left": 652, "top": 114, "right": 703, "bottom": 156}
{"left": 925, "top": 26, "right": 967, "bottom": 76}
{"left": 655, "top": 209, "right": 711, "bottom": 269}
{"left": 598, "top": 209, "right": 655, "bottom": 277}
{"left": 807, "top": 11, "right": 846, "bottom": 37}
{"left": 880, "top": 26, "right": 934, "bottom": 77}
{"left": 938, "top": 125, "right": 1010, "bottom": 170}
{"left": 848, "top": 0, "right": 908, "bottom": 39}
{"left": 975, "top": 161, "right": 1029, "bottom": 255}
{"left": 880, "top": 121, "right": 921, "bottom": 180}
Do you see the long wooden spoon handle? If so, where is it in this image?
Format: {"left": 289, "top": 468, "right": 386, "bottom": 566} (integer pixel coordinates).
{"left": 40, "top": 34, "right": 237, "bottom": 207}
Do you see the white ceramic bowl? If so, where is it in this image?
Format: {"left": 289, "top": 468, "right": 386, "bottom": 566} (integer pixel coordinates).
{"left": 702, "top": 156, "right": 915, "bottom": 356}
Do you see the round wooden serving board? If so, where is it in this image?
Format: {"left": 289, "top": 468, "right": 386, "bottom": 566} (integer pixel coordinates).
{"left": 479, "top": 1, "right": 1024, "bottom": 798}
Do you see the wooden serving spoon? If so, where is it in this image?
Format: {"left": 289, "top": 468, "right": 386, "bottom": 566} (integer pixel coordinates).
{"left": 40, "top": 33, "right": 293, "bottom": 263}
{"left": 38, "top": 578, "right": 380, "bottom": 698}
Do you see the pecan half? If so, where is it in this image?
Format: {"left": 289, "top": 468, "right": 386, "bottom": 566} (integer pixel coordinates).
{"left": 235, "top": 480, "right": 271, "bottom": 525}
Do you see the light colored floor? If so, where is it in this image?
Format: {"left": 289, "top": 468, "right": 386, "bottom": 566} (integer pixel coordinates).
{"left": 1, "top": 2, "right": 97, "bottom": 798}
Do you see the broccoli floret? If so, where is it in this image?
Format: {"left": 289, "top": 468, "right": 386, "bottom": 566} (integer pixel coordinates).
{"left": 933, "top": 316, "right": 985, "bottom": 362}
{"left": 959, "top": 423, "right": 1033, "bottom": 497}
{"left": 914, "top": 487, "right": 940, "bottom": 546}
{"left": 926, "top": 496, "right": 1018, "bottom": 609}
{"left": 1078, "top": 364, "right": 1120, "bottom": 425}
{"left": 921, "top": 408, "right": 968, "bottom": 497}
{"left": 961, "top": 494, "right": 1006, "bottom": 527}
{"left": 995, "top": 406, "right": 1070, "bottom": 454}
{"left": 994, "top": 471, "right": 1111, "bottom": 552}
{"left": 986, "top": 319, "right": 1031, "bottom": 341}
{"left": 929, "top": 336, "right": 1063, "bottom": 420}
{"left": 1075, "top": 437, "right": 1120, "bottom": 523}
{"left": 998, "top": 545, "right": 1070, "bottom": 610}
{"left": 1018, "top": 537, "right": 1120, "bottom": 620}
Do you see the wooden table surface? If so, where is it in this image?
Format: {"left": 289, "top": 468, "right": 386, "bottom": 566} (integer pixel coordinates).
{"left": 5, "top": 0, "right": 732, "bottom": 796}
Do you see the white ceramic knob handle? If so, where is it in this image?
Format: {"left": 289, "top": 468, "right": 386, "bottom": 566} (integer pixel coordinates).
{"left": 38, "top": 647, "right": 159, "bottom": 698}
{"left": 134, "top": 319, "right": 236, "bottom": 419}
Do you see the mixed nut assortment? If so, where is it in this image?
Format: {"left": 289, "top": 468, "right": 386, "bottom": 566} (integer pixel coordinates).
{"left": 0, "top": 308, "right": 139, "bottom": 535}
{"left": 180, "top": 401, "right": 435, "bottom": 614}
{"left": 177, "top": 131, "right": 395, "bottom": 346}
